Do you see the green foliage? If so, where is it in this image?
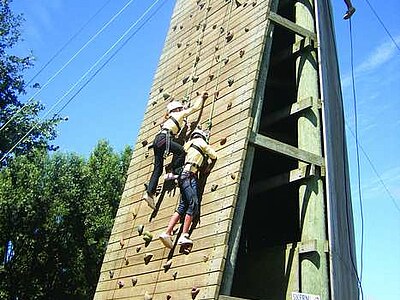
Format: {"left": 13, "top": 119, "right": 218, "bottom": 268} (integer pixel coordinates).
{"left": 0, "top": 140, "right": 132, "bottom": 299}
{"left": 0, "top": 0, "right": 62, "bottom": 166}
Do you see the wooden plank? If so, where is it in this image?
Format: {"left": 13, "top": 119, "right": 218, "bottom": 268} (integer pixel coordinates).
{"left": 262, "top": 97, "right": 315, "bottom": 127}
{"left": 249, "top": 132, "right": 325, "bottom": 167}
{"left": 268, "top": 11, "right": 317, "bottom": 41}
{"left": 251, "top": 164, "right": 316, "bottom": 194}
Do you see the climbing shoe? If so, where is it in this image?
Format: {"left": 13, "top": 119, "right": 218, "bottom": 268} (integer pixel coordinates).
{"left": 159, "top": 232, "right": 174, "bottom": 249}
{"left": 343, "top": 6, "right": 356, "bottom": 19}
{"left": 177, "top": 233, "right": 193, "bottom": 245}
{"left": 142, "top": 191, "right": 155, "bottom": 209}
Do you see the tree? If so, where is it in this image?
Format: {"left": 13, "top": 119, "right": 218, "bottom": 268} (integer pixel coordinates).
{"left": 0, "top": 141, "right": 132, "bottom": 299}
{"left": 0, "top": 0, "right": 62, "bottom": 166}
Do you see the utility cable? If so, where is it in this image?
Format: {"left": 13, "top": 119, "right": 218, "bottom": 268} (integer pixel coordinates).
{"left": 0, "top": 0, "right": 165, "bottom": 163}
{"left": 0, "top": 0, "right": 136, "bottom": 133}
{"left": 26, "top": 0, "right": 113, "bottom": 86}
{"left": 345, "top": 124, "right": 400, "bottom": 214}
{"left": 349, "top": 18, "right": 364, "bottom": 300}
{"left": 363, "top": 0, "right": 400, "bottom": 52}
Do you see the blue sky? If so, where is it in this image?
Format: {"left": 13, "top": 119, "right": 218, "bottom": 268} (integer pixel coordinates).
{"left": 10, "top": 0, "right": 400, "bottom": 299}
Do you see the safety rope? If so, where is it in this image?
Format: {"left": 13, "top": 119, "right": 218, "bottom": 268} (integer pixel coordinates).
{"left": 206, "top": 0, "right": 235, "bottom": 132}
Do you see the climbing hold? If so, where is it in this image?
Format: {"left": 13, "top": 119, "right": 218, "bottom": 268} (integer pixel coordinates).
{"left": 144, "top": 291, "right": 153, "bottom": 300}
{"left": 196, "top": 39, "right": 202, "bottom": 46}
{"left": 203, "top": 254, "right": 209, "bottom": 262}
{"left": 172, "top": 271, "right": 178, "bottom": 280}
{"left": 132, "top": 207, "right": 138, "bottom": 219}
{"left": 223, "top": 57, "right": 229, "bottom": 65}
{"left": 124, "top": 256, "right": 129, "bottom": 265}
{"left": 252, "top": 0, "right": 257, "bottom": 6}
{"left": 244, "top": 27, "right": 250, "bottom": 32}
{"left": 142, "top": 231, "right": 153, "bottom": 243}
{"left": 230, "top": 173, "right": 236, "bottom": 180}
{"left": 191, "top": 287, "right": 200, "bottom": 299}
{"left": 220, "top": 137, "right": 227, "bottom": 145}
{"left": 226, "top": 31, "right": 234, "bottom": 42}
{"left": 177, "top": 64, "right": 181, "bottom": 70}
{"left": 131, "top": 277, "right": 138, "bottom": 286}
{"left": 208, "top": 74, "right": 214, "bottom": 81}
{"left": 188, "top": 52, "right": 192, "bottom": 57}
{"left": 109, "top": 270, "right": 114, "bottom": 279}
{"left": 180, "top": 25, "right": 184, "bottom": 30}
{"left": 215, "top": 45, "right": 219, "bottom": 51}
{"left": 159, "top": 87, "right": 164, "bottom": 93}
{"left": 137, "top": 224, "right": 144, "bottom": 236}
{"left": 177, "top": 42, "right": 182, "bottom": 48}
{"left": 228, "top": 78, "right": 235, "bottom": 87}
{"left": 163, "top": 259, "right": 173, "bottom": 272}
{"left": 144, "top": 253, "right": 153, "bottom": 265}
{"left": 212, "top": 24, "right": 217, "bottom": 29}
{"left": 227, "top": 102, "right": 232, "bottom": 110}
{"left": 167, "top": 294, "right": 172, "bottom": 300}
{"left": 202, "top": 23, "right": 207, "bottom": 32}
{"left": 192, "top": 75, "right": 199, "bottom": 83}
{"left": 211, "top": 184, "right": 218, "bottom": 192}
{"left": 190, "top": 13, "right": 193, "bottom": 18}
{"left": 195, "top": 23, "right": 201, "bottom": 31}
{"left": 142, "top": 140, "right": 148, "bottom": 147}
{"left": 136, "top": 246, "right": 141, "bottom": 253}
{"left": 207, "top": 6, "right": 212, "bottom": 11}
{"left": 235, "top": 0, "right": 242, "bottom": 7}
{"left": 215, "top": 55, "right": 220, "bottom": 62}
{"left": 194, "top": 56, "right": 200, "bottom": 67}
{"left": 152, "top": 100, "right": 157, "bottom": 106}
{"left": 182, "top": 75, "right": 190, "bottom": 84}
{"left": 220, "top": 27, "right": 225, "bottom": 34}
{"left": 120, "top": 237, "right": 125, "bottom": 248}
{"left": 214, "top": 91, "right": 219, "bottom": 99}
{"left": 145, "top": 151, "right": 149, "bottom": 159}
{"left": 163, "top": 93, "right": 171, "bottom": 100}
{"left": 199, "top": 2, "right": 205, "bottom": 9}
{"left": 117, "top": 280, "right": 124, "bottom": 288}
{"left": 153, "top": 121, "right": 157, "bottom": 126}
{"left": 172, "top": 25, "right": 177, "bottom": 31}
{"left": 239, "top": 49, "right": 245, "bottom": 58}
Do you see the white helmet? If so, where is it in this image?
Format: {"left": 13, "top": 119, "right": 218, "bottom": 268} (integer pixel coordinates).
{"left": 167, "top": 101, "right": 183, "bottom": 113}
{"left": 191, "top": 128, "right": 209, "bottom": 141}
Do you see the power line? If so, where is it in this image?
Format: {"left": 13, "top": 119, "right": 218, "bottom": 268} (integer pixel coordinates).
{"left": 363, "top": 0, "right": 400, "bottom": 52}
{"left": 0, "top": 0, "right": 136, "bottom": 133}
{"left": 26, "top": 0, "right": 113, "bottom": 86}
{"left": 0, "top": 0, "right": 167, "bottom": 164}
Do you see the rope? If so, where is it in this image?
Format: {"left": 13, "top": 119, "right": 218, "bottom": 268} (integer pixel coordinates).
{"left": 0, "top": 0, "right": 167, "bottom": 164}
{"left": 349, "top": 18, "right": 365, "bottom": 300}
{"left": 0, "top": 0, "right": 136, "bottom": 133}
{"left": 206, "top": 0, "right": 235, "bottom": 131}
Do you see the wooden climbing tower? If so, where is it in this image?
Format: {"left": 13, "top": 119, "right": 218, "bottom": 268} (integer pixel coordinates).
{"left": 94, "top": 0, "right": 359, "bottom": 299}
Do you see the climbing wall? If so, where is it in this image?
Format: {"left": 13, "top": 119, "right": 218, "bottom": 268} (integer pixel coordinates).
{"left": 94, "top": 0, "right": 274, "bottom": 299}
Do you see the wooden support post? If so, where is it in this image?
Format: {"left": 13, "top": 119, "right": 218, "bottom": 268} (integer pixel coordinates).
{"left": 295, "top": 0, "right": 330, "bottom": 298}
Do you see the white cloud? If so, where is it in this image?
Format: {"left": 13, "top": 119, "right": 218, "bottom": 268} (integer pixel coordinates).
{"left": 341, "top": 35, "right": 400, "bottom": 89}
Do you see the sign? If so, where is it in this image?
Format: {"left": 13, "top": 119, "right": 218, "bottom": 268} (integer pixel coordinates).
{"left": 292, "top": 292, "right": 321, "bottom": 300}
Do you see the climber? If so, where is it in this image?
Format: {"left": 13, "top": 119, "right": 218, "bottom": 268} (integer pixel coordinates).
{"left": 343, "top": 0, "right": 356, "bottom": 20}
{"left": 142, "top": 92, "right": 209, "bottom": 209}
{"left": 159, "top": 128, "right": 217, "bottom": 248}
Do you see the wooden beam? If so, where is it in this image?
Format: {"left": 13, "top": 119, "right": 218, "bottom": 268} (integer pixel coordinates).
{"left": 268, "top": 11, "right": 317, "bottom": 41}
{"left": 249, "top": 132, "right": 325, "bottom": 167}
{"left": 271, "top": 37, "right": 315, "bottom": 66}
{"left": 262, "top": 97, "right": 314, "bottom": 127}
{"left": 251, "top": 164, "right": 316, "bottom": 194}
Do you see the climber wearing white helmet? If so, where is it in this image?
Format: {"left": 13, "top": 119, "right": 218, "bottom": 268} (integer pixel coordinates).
{"left": 159, "top": 127, "right": 217, "bottom": 248}
{"left": 142, "top": 91, "right": 209, "bottom": 210}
